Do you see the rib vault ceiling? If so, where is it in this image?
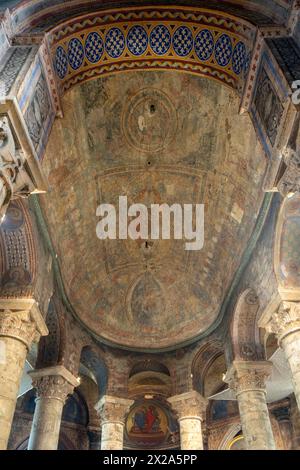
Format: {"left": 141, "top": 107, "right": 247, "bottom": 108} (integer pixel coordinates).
{"left": 40, "top": 71, "right": 267, "bottom": 351}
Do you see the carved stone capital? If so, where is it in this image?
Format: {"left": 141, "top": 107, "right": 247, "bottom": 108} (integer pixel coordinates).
{"left": 95, "top": 395, "right": 133, "bottom": 425}
{"left": 29, "top": 365, "right": 79, "bottom": 403}
{"left": 278, "top": 147, "right": 300, "bottom": 196}
{"left": 0, "top": 300, "right": 48, "bottom": 349}
{"left": 225, "top": 360, "right": 272, "bottom": 396}
{"left": 167, "top": 391, "right": 208, "bottom": 420}
{"left": 266, "top": 301, "right": 300, "bottom": 343}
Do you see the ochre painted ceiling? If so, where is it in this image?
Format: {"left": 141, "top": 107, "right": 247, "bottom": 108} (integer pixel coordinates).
{"left": 41, "top": 71, "right": 267, "bottom": 351}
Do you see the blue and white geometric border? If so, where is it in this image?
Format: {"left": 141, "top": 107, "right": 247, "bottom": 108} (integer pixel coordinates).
{"left": 50, "top": 9, "right": 255, "bottom": 94}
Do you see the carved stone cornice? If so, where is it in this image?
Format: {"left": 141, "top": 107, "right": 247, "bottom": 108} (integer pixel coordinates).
{"left": 29, "top": 365, "right": 79, "bottom": 403}
{"left": 266, "top": 301, "right": 300, "bottom": 343}
{"left": 0, "top": 301, "right": 48, "bottom": 349}
{"left": 225, "top": 361, "right": 272, "bottom": 396}
{"left": 277, "top": 148, "right": 300, "bottom": 196}
{"left": 167, "top": 391, "right": 208, "bottom": 421}
{"left": 95, "top": 395, "right": 133, "bottom": 425}
{"left": 0, "top": 116, "right": 35, "bottom": 218}
{"left": 0, "top": 99, "right": 48, "bottom": 218}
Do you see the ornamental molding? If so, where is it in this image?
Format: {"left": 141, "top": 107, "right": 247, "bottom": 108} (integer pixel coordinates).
{"left": 0, "top": 100, "right": 47, "bottom": 214}
{"left": 265, "top": 301, "right": 300, "bottom": 343}
{"left": 29, "top": 365, "right": 79, "bottom": 402}
{"left": 0, "top": 115, "right": 35, "bottom": 219}
{"left": 225, "top": 360, "right": 272, "bottom": 396}
{"left": 277, "top": 147, "right": 300, "bottom": 196}
{"left": 0, "top": 309, "right": 37, "bottom": 348}
{"left": 95, "top": 395, "right": 133, "bottom": 424}
{"left": 0, "top": 299, "right": 48, "bottom": 348}
{"left": 167, "top": 390, "right": 208, "bottom": 420}
{"left": 31, "top": 375, "right": 74, "bottom": 402}
{"left": 46, "top": 6, "right": 256, "bottom": 96}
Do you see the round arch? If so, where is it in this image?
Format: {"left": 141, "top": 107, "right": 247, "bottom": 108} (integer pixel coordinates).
{"left": 274, "top": 193, "right": 300, "bottom": 298}
{"left": 218, "top": 423, "right": 243, "bottom": 450}
{"left": 79, "top": 345, "right": 108, "bottom": 398}
{"left": 191, "top": 340, "right": 224, "bottom": 394}
{"left": 0, "top": 199, "right": 38, "bottom": 297}
{"left": 230, "top": 288, "right": 265, "bottom": 361}
{"left": 36, "top": 295, "right": 66, "bottom": 368}
{"left": 48, "top": 6, "right": 254, "bottom": 98}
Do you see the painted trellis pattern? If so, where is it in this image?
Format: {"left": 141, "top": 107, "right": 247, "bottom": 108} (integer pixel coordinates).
{"left": 48, "top": 7, "right": 255, "bottom": 94}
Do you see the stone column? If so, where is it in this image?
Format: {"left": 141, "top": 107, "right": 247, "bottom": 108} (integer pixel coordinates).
{"left": 0, "top": 302, "right": 48, "bottom": 450}
{"left": 262, "top": 301, "right": 300, "bottom": 411}
{"left": 225, "top": 360, "right": 276, "bottom": 450}
{"left": 168, "top": 391, "right": 207, "bottom": 450}
{"left": 290, "top": 394, "right": 300, "bottom": 450}
{"left": 28, "top": 365, "right": 79, "bottom": 450}
{"left": 272, "top": 405, "right": 293, "bottom": 450}
{"left": 95, "top": 395, "right": 133, "bottom": 450}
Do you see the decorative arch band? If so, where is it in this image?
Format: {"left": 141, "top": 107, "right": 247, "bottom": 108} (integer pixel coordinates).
{"left": 49, "top": 7, "right": 256, "bottom": 94}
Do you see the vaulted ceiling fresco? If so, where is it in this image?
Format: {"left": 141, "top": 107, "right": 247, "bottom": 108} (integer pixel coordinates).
{"left": 40, "top": 71, "right": 267, "bottom": 351}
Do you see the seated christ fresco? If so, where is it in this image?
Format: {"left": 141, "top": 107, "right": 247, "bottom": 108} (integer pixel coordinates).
{"left": 131, "top": 406, "right": 162, "bottom": 434}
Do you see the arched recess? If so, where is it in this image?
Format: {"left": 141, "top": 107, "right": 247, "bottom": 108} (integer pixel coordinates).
{"left": 191, "top": 340, "right": 224, "bottom": 395}
{"left": 77, "top": 375, "right": 100, "bottom": 429}
{"left": 230, "top": 288, "right": 265, "bottom": 361}
{"left": 274, "top": 193, "right": 300, "bottom": 299}
{"left": 0, "top": 199, "right": 37, "bottom": 297}
{"left": 0, "top": 198, "right": 53, "bottom": 312}
{"left": 259, "top": 192, "right": 300, "bottom": 339}
{"left": 218, "top": 424, "right": 244, "bottom": 450}
{"left": 129, "top": 360, "right": 170, "bottom": 378}
{"left": 79, "top": 345, "right": 108, "bottom": 399}
{"left": 265, "top": 333, "right": 278, "bottom": 360}
{"left": 35, "top": 295, "right": 66, "bottom": 369}
{"left": 128, "top": 360, "right": 172, "bottom": 399}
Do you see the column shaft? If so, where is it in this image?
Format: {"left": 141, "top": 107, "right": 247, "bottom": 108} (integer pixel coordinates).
{"left": 291, "top": 395, "right": 300, "bottom": 449}
{"left": 237, "top": 389, "right": 275, "bottom": 450}
{"left": 225, "top": 361, "right": 276, "bottom": 450}
{"left": 168, "top": 391, "right": 207, "bottom": 451}
{"left": 28, "top": 366, "right": 78, "bottom": 450}
{"left": 101, "top": 422, "right": 124, "bottom": 450}
{"left": 179, "top": 417, "right": 203, "bottom": 450}
{"left": 282, "top": 332, "right": 300, "bottom": 410}
{"left": 95, "top": 395, "right": 133, "bottom": 451}
{"left": 28, "top": 397, "right": 64, "bottom": 450}
{"left": 0, "top": 337, "right": 27, "bottom": 449}
{"left": 0, "top": 305, "right": 48, "bottom": 450}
